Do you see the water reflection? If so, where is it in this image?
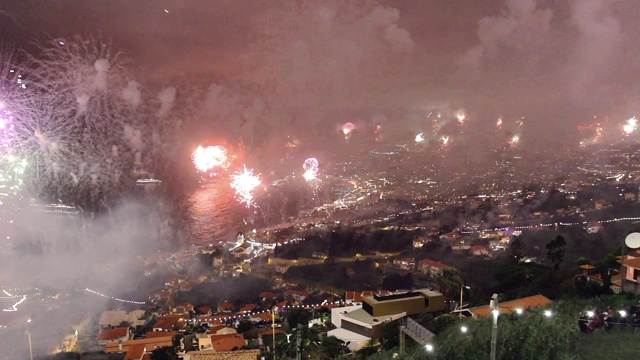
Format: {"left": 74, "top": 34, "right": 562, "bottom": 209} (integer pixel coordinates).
{"left": 187, "top": 182, "right": 244, "bottom": 244}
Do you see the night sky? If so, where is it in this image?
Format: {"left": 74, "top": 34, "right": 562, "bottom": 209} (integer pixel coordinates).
{"left": 2, "top": 0, "right": 640, "bottom": 147}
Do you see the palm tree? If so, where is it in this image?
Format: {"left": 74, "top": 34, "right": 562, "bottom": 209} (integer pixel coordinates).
{"left": 436, "top": 269, "right": 462, "bottom": 312}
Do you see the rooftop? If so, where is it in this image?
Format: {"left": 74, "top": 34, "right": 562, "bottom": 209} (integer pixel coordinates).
{"left": 469, "top": 294, "right": 552, "bottom": 317}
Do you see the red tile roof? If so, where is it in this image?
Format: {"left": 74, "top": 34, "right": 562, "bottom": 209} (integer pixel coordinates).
{"left": 105, "top": 336, "right": 174, "bottom": 353}
{"left": 124, "top": 344, "right": 147, "bottom": 360}
{"left": 470, "top": 294, "right": 552, "bottom": 317}
{"left": 97, "top": 327, "right": 129, "bottom": 341}
{"left": 145, "top": 331, "right": 179, "bottom": 339}
{"left": 238, "top": 304, "right": 258, "bottom": 313}
{"left": 210, "top": 333, "right": 246, "bottom": 352}
{"left": 207, "top": 325, "right": 236, "bottom": 335}
{"left": 153, "top": 316, "right": 185, "bottom": 330}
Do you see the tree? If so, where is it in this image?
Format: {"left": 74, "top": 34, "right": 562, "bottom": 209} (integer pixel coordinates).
{"left": 150, "top": 346, "right": 178, "bottom": 360}
{"left": 315, "top": 335, "right": 349, "bottom": 359}
{"left": 380, "top": 320, "right": 400, "bottom": 350}
{"left": 436, "top": 269, "right": 462, "bottom": 312}
{"left": 508, "top": 236, "right": 526, "bottom": 263}
{"left": 546, "top": 235, "right": 567, "bottom": 270}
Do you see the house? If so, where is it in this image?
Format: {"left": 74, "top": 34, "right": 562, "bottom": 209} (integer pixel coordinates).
{"left": 413, "top": 237, "right": 430, "bottom": 248}
{"left": 206, "top": 325, "right": 237, "bottom": 336}
{"left": 231, "top": 243, "right": 253, "bottom": 258}
{"left": 330, "top": 289, "right": 444, "bottom": 352}
{"left": 392, "top": 258, "right": 415, "bottom": 271}
{"left": 284, "top": 290, "right": 309, "bottom": 303}
{"left": 122, "top": 344, "right": 151, "bottom": 360}
{"left": 172, "top": 303, "right": 195, "bottom": 315}
{"left": 418, "top": 258, "right": 455, "bottom": 277}
{"left": 345, "top": 290, "right": 374, "bottom": 305}
{"left": 152, "top": 315, "right": 186, "bottom": 331}
{"left": 238, "top": 304, "right": 258, "bottom": 313}
{"left": 586, "top": 221, "right": 603, "bottom": 234}
{"left": 451, "top": 244, "right": 471, "bottom": 252}
{"left": 182, "top": 349, "right": 261, "bottom": 360}
{"left": 145, "top": 331, "right": 180, "bottom": 339}
{"left": 617, "top": 255, "right": 640, "bottom": 294}
{"left": 217, "top": 301, "right": 235, "bottom": 313}
{"left": 462, "top": 294, "right": 552, "bottom": 318}
{"left": 248, "top": 312, "right": 273, "bottom": 323}
{"left": 212, "top": 256, "right": 223, "bottom": 268}
{"left": 471, "top": 245, "right": 490, "bottom": 256}
{"left": 196, "top": 305, "right": 212, "bottom": 315}
{"left": 439, "top": 232, "right": 460, "bottom": 241}
{"left": 97, "top": 327, "right": 131, "bottom": 345}
{"left": 105, "top": 336, "right": 175, "bottom": 355}
{"left": 210, "top": 333, "right": 247, "bottom": 352}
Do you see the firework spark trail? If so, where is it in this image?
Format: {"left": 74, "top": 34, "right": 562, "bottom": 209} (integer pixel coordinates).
{"left": 11, "top": 36, "right": 144, "bottom": 206}
{"left": 231, "top": 165, "right": 261, "bottom": 207}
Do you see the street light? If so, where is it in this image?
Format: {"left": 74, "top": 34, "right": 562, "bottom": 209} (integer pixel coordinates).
{"left": 490, "top": 294, "right": 499, "bottom": 360}
{"left": 458, "top": 285, "right": 471, "bottom": 318}
{"left": 424, "top": 343, "right": 434, "bottom": 352}
{"left": 26, "top": 318, "right": 33, "bottom": 360}
{"left": 271, "top": 306, "right": 277, "bottom": 360}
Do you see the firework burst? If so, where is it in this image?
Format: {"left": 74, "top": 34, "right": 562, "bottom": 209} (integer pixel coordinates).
{"left": 341, "top": 122, "right": 355, "bottom": 140}
{"left": 623, "top": 117, "right": 637, "bottom": 136}
{"left": 192, "top": 145, "right": 229, "bottom": 173}
{"left": 302, "top": 158, "right": 319, "bottom": 182}
{"left": 231, "top": 165, "right": 261, "bottom": 207}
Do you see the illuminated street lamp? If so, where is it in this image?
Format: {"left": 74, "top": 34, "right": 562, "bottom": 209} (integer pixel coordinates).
{"left": 490, "top": 294, "right": 499, "bottom": 360}
{"left": 26, "top": 318, "right": 33, "bottom": 360}
{"left": 458, "top": 285, "right": 471, "bottom": 318}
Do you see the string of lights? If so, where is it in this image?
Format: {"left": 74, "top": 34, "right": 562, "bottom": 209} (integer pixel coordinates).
{"left": 83, "top": 288, "right": 146, "bottom": 305}
{"left": 460, "top": 215, "right": 640, "bottom": 234}
{"left": 2, "top": 295, "right": 26, "bottom": 312}
{"left": 197, "top": 301, "right": 341, "bottom": 323}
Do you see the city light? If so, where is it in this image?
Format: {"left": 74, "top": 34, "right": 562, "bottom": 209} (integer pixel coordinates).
{"left": 424, "top": 344, "right": 434, "bottom": 352}
{"left": 544, "top": 310, "right": 553, "bottom": 318}
{"left": 460, "top": 325, "right": 468, "bottom": 333}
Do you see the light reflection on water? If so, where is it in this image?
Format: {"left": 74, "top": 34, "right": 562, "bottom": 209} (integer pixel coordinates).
{"left": 187, "top": 181, "right": 245, "bottom": 244}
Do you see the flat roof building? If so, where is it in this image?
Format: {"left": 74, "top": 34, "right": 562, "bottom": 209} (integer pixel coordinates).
{"left": 362, "top": 289, "right": 445, "bottom": 317}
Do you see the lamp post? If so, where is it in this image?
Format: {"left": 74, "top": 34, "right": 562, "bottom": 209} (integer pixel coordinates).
{"left": 272, "top": 306, "right": 277, "bottom": 360}
{"left": 490, "top": 294, "right": 499, "bottom": 360}
{"left": 459, "top": 285, "right": 471, "bottom": 318}
{"left": 27, "top": 318, "right": 33, "bottom": 360}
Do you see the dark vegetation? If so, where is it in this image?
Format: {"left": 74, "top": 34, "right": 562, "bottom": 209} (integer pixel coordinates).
{"left": 274, "top": 227, "right": 415, "bottom": 259}
{"left": 175, "top": 274, "right": 271, "bottom": 307}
